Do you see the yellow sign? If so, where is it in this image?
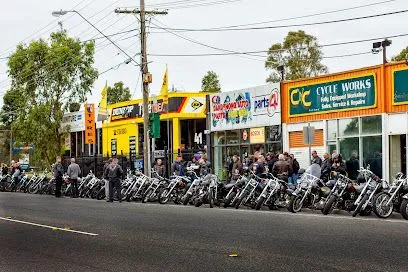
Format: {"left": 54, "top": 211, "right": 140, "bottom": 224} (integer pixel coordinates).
{"left": 250, "top": 127, "right": 265, "bottom": 144}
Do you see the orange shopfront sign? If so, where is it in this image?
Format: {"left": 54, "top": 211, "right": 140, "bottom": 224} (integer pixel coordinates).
{"left": 85, "top": 103, "right": 96, "bottom": 144}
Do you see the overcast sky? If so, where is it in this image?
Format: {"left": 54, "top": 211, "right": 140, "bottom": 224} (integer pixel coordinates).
{"left": 0, "top": 0, "right": 407, "bottom": 106}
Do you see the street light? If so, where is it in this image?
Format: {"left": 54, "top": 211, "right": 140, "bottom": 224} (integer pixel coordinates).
{"left": 51, "top": 10, "right": 139, "bottom": 66}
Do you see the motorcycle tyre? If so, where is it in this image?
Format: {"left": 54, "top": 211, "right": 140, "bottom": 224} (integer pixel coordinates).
{"left": 235, "top": 191, "right": 248, "bottom": 209}
{"left": 373, "top": 192, "right": 393, "bottom": 219}
{"left": 223, "top": 191, "right": 236, "bottom": 208}
{"left": 322, "top": 195, "right": 337, "bottom": 215}
{"left": 400, "top": 199, "right": 408, "bottom": 220}
{"left": 353, "top": 194, "right": 369, "bottom": 217}
{"left": 255, "top": 196, "right": 265, "bottom": 211}
{"left": 158, "top": 188, "right": 170, "bottom": 204}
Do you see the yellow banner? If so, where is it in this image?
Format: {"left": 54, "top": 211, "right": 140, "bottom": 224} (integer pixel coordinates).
{"left": 250, "top": 127, "right": 265, "bottom": 144}
{"left": 160, "top": 65, "right": 168, "bottom": 103}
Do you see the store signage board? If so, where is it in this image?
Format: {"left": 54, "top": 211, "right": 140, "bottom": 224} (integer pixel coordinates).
{"left": 209, "top": 83, "right": 281, "bottom": 132}
{"left": 84, "top": 104, "right": 96, "bottom": 144}
{"left": 393, "top": 69, "right": 408, "bottom": 105}
{"left": 288, "top": 74, "right": 376, "bottom": 117}
{"left": 250, "top": 127, "right": 265, "bottom": 144}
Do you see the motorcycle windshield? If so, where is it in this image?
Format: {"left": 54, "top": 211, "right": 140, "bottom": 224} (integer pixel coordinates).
{"left": 305, "top": 164, "right": 321, "bottom": 179}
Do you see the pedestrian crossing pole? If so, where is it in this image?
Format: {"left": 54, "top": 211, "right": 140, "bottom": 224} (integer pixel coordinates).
{"left": 115, "top": 4, "right": 167, "bottom": 176}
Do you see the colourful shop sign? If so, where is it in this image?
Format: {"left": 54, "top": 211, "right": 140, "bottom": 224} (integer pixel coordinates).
{"left": 393, "top": 68, "right": 408, "bottom": 105}
{"left": 210, "top": 83, "right": 281, "bottom": 131}
{"left": 289, "top": 74, "right": 377, "bottom": 117}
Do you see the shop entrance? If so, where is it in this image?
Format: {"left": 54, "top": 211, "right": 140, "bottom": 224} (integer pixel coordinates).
{"left": 389, "top": 135, "right": 406, "bottom": 180}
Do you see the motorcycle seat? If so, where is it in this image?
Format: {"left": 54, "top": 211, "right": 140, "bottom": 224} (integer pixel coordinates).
{"left": 225, "top": 183, "right": 235, "bottom": 190}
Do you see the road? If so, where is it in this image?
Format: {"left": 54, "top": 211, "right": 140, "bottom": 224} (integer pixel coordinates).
{"left": 1, "top": 192, "right": 408, "bottom": 272}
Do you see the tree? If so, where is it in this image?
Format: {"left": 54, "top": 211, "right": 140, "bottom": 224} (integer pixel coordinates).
{"left": 107, "top": 81, "right": 131, "bottom": 104}
{"left": 201, "top": 71, "right": 221, "bottom": 92}
{"left": 69, "top": 102, "right": 81, "bottom": 112}
{"left": 7, "top": 30, "right": 98, "bottom": 166}
{"left": 265, "top": 30, "right": 328, "bottom": 82}
{"left": 392, "top": 46, "right": 408, "bottom": 62}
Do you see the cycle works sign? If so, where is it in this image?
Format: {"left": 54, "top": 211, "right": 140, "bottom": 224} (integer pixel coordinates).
{"left": 289, "top": 74, "right": 376, "bottom": 117}
{"left": 210, "top": 83, "right": 281, "bottom": 131}
{"left": 393, "top": 68, "right": 408, "bottom": 105}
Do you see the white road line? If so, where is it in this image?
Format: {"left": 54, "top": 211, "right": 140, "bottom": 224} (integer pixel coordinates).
{"left": 0, "top": 217, "right": 99, "bottom": 236}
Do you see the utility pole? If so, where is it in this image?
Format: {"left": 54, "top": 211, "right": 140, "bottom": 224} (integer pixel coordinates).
{"left": 115, "top": 5, "right": 167, "bottom": 177}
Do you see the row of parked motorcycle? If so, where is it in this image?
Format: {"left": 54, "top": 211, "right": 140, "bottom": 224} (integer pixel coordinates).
{"left": 1, "top": 164, "right": 408, "bottom": 220}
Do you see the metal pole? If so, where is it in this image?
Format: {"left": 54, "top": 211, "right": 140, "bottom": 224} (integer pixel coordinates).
{"left": 10, "top": 130, "right": 12, "bottom": 163}
{"left": 140, "top": 0, "right": 151, "bottom": 177}
{"left": 308, "top": 122, "right": 312, "bottom": 166}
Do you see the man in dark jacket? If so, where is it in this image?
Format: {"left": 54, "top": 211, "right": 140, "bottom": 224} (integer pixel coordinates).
{"left": 252, "top": 155, "right": 266, "bottom": 178}
{"left": 321, "top": 153, "right": 332, "bottom": 183}
{"left": 346, "top": 151, "right": 360, "bottom": 180}
{"left": 230, "top": 155, "right": 243, "bottom": 182}
{"left": 311, "top": 150, "right": 322, "bottom": 166}
{"left": 331, "top": 154, "right": 347, "bottom": 176}
{"left": 273, "top": 154, "right": 292, "bottom": 182}
{"left": 199, "top": 159, "right": 210, "bottom": 177}
{"left": 104, "top": 158, "right": 124, "bottom": 202}
{"left": 53, "top": 156, "right": 64, "bottom": 198}
{"left": 171, "top": 155, "right": 184, "bottom": 176}
{"left": 103, "top": 158, "right": 113, "bottom": 201}
{"left": 289, "top": 154, "right": 300, "bottom": 183}
{"left": 153, "top": 159, "right": 166, "bottom": 177}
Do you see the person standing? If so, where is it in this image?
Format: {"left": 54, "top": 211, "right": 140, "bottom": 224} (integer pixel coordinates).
{"left": 273, "top": 154, "right": 291, "bottom": 183}
{"left": 289, "top": 154, "right": 300, "bottom": 184}
{"left": 346, "top": 151, "right": 360, "bottom": 180}
{"left": 321, "top": 153, "right": 332, "bottom": 183}
{"left": 67, "top": 158, "right": 81, "bottom": 198}
{"left": 153, "top": 159, "right": 166, "bottom": 177}
{"left": 311, "top": 150, "right": 322, "bottom": 166}
{"left": 104, "top": 158, "right": 123, "bottom": 203}
{"left": 53, "top": 156, "right": 64, "bottom": 198}
{"left": 230, "top": 155, "right": 243, "bottom": 182}
{"left": 171, "top": 155, "right": 184, "bottom": 176}
{"left": 103, "top": 158, "right": 113, "bottom": 200}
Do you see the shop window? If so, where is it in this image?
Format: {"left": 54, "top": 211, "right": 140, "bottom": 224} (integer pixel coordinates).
{"left": 362, "top": 115, "right": 382, "bottom": 135}
{"left": 362, "top": 136, "right": 382, "bottom": 178}
{"left": 339, "top": 118, "right": 359, "bottom": 137}
{"left": 339, "top": 137, "right": 359, "bottom": 163}
{"left": 327, "top": 120, "right": 337, "bottom": 140}
{"left": 266, "top": 125, "right": 281, "bottom": 142}
{"left": 214, "top": 131, "right": 225, "bottom": 145}
{"left": 266, "top": 142, "right": 282, "bottom": 154}
{"left": 226, "top": 130, "right": 240, "bottom": 145}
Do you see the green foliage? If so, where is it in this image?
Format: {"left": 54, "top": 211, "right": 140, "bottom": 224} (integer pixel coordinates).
{"left": 392, "top": 46, "right": 408, "bottom": 62}
{"left": 6, "top": 30, "right": 98, "bottom": 166}
{"left": 201, "top": 71, "right": 221, "bottom": 93}
{"left": 69, "top": 102, "right": 81, "bottom": 112}
{"left": 265, "top": 30, "right": 328, "bottom": 82}
{"left": 107, "top": 81, "right": 131, "bottom": 104}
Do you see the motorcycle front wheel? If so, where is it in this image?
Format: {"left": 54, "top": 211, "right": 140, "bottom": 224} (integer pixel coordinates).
{"left": 400, "top": 199, "right": 408, "bottom": 220}
{"left": 209, "top": 190, "right": 214, "bottom": 208}
{"left": 223, "top": 191, "right": 236, "bottom": 208}
{"left": 289, "top": 195, "right": 303, "bottom": 213}
{"left": 158, "top": 188, "right": 170, "bottom": 204}
{"left": 235, "top": 191, "right": 248, "bottom": 209}
{"left": 352, "top": 194, "right": 369, "bottom": 217}
{"left": 373, "top": 192, "right": 393, "bottom": 219}
{"left": 182, "top": 194, "right": 191, "bottom": 206}
{"left": 322, "top": 195, "right": 337, "bottom": 215}
{"left": 255, "top": 196, "right": 265, "bottom": 211}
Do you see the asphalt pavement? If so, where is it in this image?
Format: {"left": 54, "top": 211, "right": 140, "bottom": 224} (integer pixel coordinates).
{"left": 1, "top": 192, "right": 408, "bottom": 272}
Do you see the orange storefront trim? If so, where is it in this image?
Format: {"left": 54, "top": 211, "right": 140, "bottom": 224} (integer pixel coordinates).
{"left": 289, "top": 130, "right": 324, "bottom": 148}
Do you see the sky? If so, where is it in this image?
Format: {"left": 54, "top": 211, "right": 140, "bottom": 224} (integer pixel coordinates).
{"left": 0, "top": 0, "right": 407, "bottom": 106}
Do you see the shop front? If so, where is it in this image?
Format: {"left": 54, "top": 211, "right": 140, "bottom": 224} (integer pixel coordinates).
{"left": 102, "top": 92, "right": 208, "bottom": 169}
{"left": 210, "top": 83, "right": 281, "bottom": 180}
{"left": 282, "top": 62, "right": 408, "bottom": 180}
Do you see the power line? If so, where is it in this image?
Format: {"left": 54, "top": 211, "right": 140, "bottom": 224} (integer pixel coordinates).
{"left": 150, "top": 8, "right": 408, "bottom": 32}
{"left": 190, "top": 0, "right": 398, "bottom": 30}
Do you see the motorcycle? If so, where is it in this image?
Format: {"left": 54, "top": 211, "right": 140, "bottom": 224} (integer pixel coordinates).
{"left": 181, "top": 166, "right": 202, "bottom": 205}
{"left": 223, "top": 175, "right": 248, "bottom": 208}
{"left": 158, "top": 175, "right": 189, "bottom": 204}
{"left": 142, "top": 172, "right": 169, "bottom": 203}
{"left": 255, "top": 174, "right": 293, "bottom": 210}
{"left": 372, "top": 172, "right": 408, "bottom": 219}
{"left": 193, "top": 174, "right": 219, "bottom": 208}
{"left": 351, "top": 168, "right": 383, "bottom": 217}
{"left": 288, "top": 171, "right": 330, "bottom": 213}
{"left": 234, "top": 172, "right": 262, "bottom": 209}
